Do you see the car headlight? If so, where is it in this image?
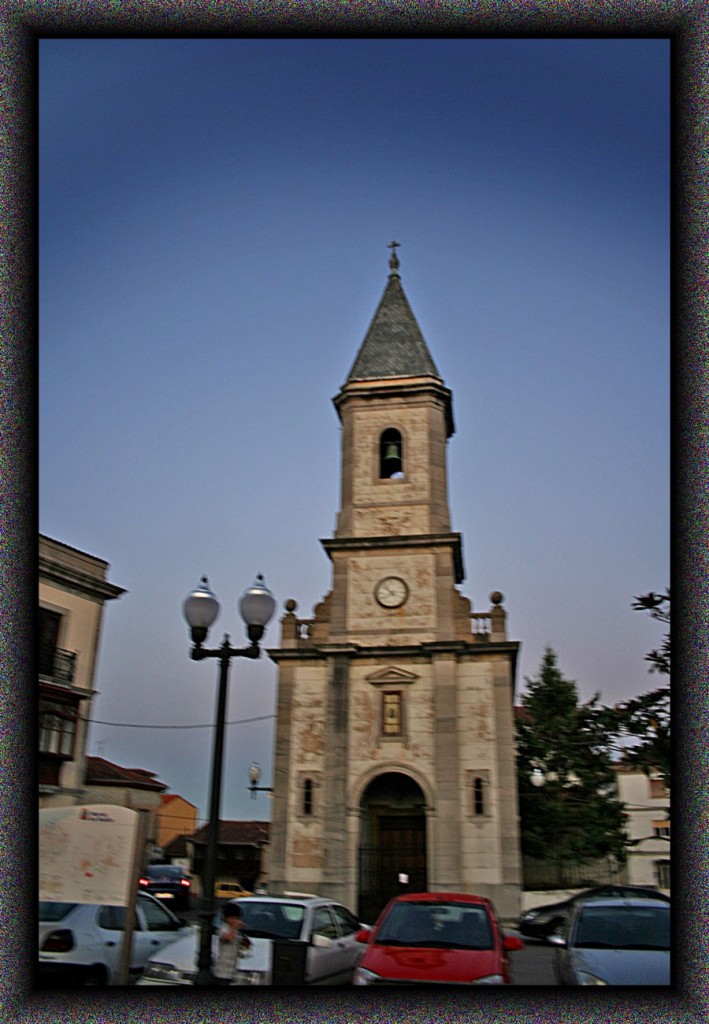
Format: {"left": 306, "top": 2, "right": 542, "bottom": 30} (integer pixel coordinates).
{"left": 353, "top": 967, "right": 380, "bottom": 986}
{"left": 520, "top": 911, "right": 539, "bottom": 921}
{"left": 233, "top": 969, "right": 267, "bottom": 985}
{"left": 472, "top": 974, "right": 505, "bottom": 984}
{"left": 142, "top": 961, "right": 196, "bottom": 984}
{"left": 578, "top": 971, "right": 607, "bottom": 986}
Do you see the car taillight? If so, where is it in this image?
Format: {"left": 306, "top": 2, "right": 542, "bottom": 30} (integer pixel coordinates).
{"left": 180, "top": 878, "right": 190, "bottom": 887}
{"left": 139, "top": 878, "right": 149, "bottom": 886}
{"left": 41, "top": 929, "right": 74, "bottom": 952}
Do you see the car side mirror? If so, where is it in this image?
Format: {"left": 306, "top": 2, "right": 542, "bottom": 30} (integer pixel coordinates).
{"left": 311, "top": 933, "right": 333, "bottom": 949}
{"left": 546, "top": 933, "right": 566, "bottom": 947}
{"left": 355, "top": 928, "right": 371, "bottom": 944}
{"left": 502, "top": 935, "right": 524, "bottom": 952}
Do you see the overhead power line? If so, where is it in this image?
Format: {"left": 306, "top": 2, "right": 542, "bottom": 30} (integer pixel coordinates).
{"left": 82, "top": 713, "right": 277, "bottom": 730}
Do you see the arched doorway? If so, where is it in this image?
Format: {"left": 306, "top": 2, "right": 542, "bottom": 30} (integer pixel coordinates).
{"left": 358, "top": 771, "right": 427, "bottom": 922}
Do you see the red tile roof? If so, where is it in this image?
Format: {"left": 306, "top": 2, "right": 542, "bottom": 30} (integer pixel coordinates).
{"left": 191, "top": 821, "right": 270, "bottom": 846}
{"left": 159, "top": 792, "right": 196, "bottom": 808}
{"left": 84, "top": 756, "right": 167, "bottom": 791}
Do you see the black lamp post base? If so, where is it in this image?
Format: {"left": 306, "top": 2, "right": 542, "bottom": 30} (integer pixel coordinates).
{"left": 194, "top": 969, "right": 219, "bottom": 986}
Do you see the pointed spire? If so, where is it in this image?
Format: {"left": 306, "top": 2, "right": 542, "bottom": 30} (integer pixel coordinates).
{"left": 344, "top": 242, "right": 441, "bottom": 384}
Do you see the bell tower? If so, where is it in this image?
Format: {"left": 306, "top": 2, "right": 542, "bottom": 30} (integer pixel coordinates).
{"left": 324, "top": 239, "right": 465, "bottom": 648}
{"left": 268, "top": 245, "right": 522, "bottom": 922}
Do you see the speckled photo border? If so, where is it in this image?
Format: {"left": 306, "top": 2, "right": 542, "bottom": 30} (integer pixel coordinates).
{"left": 2, "top": 13, "right": 706, "bottom": 1024}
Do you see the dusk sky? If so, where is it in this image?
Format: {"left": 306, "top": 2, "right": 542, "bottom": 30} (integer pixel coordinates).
{"left": 39, "top": 38, "right": 669, "bottom": 828}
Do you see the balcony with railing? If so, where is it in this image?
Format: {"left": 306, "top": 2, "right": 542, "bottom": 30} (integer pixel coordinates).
{"left": 277, "top": 591, "right": 508, "bottom": 649}
{"left": 39, "top": 644, "right": 77, "bottom": 684}
{"left": 470, "top": 612, "right": 492, "bottom": 638}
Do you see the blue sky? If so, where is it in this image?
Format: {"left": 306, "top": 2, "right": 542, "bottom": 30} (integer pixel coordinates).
{"left": 40, "top": 38, "right": 669, "bottom": 827}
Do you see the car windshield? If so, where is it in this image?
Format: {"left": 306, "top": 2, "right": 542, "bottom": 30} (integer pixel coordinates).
{"left": 146, "top": 866, "right": 183, "bottom": 878}
{"left": 39, "top": 902, "right": 75, "bottom": 920}
{"left": 238, "top": 902, "right": 306, "bottom": 940}
{"left": 574, "top": 904, "right": 670, "bottom": 951}
{"left": 375, "top": 902, "right": 493, "bottom": 950}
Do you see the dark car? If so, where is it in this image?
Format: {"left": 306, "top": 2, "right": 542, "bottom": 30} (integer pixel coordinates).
{"left": 139, "top": 864, "right": 192, "bottom": 911}
{"left": 353, "top": 892, "right": 524, "bottom": 986}
{"left": 548, "top": 897, "right": 670, "bottom": 985}
{"left": 518, "top": 885, "right": 670, "bottom": 941}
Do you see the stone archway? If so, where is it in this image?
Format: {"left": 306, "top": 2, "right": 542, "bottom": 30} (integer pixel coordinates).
{"left": 357, "top": 771, "right": 427, "bottom": 922}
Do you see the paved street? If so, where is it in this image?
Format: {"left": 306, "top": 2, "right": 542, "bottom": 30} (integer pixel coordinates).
{"left": 508, "top": 935, "right": 557, "bottom": 985}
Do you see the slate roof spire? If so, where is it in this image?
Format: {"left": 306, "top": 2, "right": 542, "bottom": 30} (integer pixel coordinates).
{"left": 345, "top": 242, "right": 442, "bottom": 384}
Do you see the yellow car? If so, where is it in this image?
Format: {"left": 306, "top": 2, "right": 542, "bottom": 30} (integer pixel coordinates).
{"left": 215, "top": 880, "right": 252, "bottom": 900}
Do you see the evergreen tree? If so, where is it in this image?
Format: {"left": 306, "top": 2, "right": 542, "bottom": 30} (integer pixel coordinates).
{"left": 516, "top": 648, "right": 627, "bottom": 865}
{"left": 633, "top": 589, "right": 670, "bottom": 676}
{"left": 590, "top": 590, "right": 670, "bottom": 785}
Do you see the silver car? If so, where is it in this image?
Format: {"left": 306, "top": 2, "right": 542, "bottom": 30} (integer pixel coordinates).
{"left": 38, "top": 892, "right": 191, "bottom": 986}
{"left": 137, "top": 895, "right": 365, "bottom": 986}
{"left": 548, "top": 897, "right": 670, "bottom": 985}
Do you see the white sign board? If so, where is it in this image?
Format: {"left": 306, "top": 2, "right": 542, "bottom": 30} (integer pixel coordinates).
{"left": 39, "top": 804, "right": 139, "bottom": 905}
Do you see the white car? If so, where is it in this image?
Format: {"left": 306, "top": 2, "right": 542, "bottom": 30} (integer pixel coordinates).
{"left": 38, "top": 892, "right": 192, "bottom": 986}
{"left": 138, "top": 895, "right": 365, "bottom": 986}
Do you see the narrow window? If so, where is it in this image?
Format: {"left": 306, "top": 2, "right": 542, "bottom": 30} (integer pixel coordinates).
{"left": 380, "top": 428, "right": 404, "bottom": 479}
{"left": 303, "top": 778, "right": 314, "bottom": 816}
{"left": 382, "top": 691, "right": 402, "bottom": 736}
{"left": 39, "top": 698, "right": 77, "bottom": 758}
{"left": 655, "top": 860, "right": 670, "bottom": 889}
{"left": 473, "top": 776, "right": 485, "bottom": 816}
{"left": 39, "top": 608, "right": 62, "bottom": 676}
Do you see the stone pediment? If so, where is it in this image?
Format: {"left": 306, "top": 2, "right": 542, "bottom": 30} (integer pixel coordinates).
{"left": 366, "top": 666, "right": 419, "bottom": 687}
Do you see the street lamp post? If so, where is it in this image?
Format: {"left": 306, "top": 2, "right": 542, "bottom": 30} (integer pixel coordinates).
{"left": 248, "top": 761, "right": 274, "bottom": 798}
{"left": 183, "top": 574, "right": 276, "bottom": 986}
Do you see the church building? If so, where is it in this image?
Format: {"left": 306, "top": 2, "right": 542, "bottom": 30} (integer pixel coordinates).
{"left": 268, "top": 244, "right": 522, "bottom": 921}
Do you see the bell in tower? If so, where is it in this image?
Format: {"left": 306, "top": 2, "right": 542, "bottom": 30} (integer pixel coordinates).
{"left": 380, "top": 428, "right": 403, "bottom": 478}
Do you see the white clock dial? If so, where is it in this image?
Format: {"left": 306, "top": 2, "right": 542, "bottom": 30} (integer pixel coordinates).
{"left": 375, "top": 576, "right": 409, "bottom": 608}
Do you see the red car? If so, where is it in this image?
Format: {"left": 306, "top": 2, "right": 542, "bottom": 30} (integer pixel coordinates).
{"left": 353, "top": 892, "right": 524, "bottom": 986}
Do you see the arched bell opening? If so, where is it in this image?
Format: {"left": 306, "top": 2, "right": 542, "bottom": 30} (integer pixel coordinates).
{"left": 379, "top": 428, "right": 404, "bottom": 479}
{"left": 357, "top": 771, "right": 427, "bottom": 922}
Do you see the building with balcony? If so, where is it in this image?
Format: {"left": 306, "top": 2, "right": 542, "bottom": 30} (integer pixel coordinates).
{"left": 39, "top": 534, "right": 125, "bottom": 806}
{"left": 614, "top": 764, "right": 671, "bottom": 891}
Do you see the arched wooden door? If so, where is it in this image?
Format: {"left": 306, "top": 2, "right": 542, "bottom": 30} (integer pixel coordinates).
{"left": 358, "top": 772, "right": 427, "bottom": 923}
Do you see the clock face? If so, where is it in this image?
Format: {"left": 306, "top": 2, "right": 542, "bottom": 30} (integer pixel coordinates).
{"left": 375, "top": 576, "right": 409, "bottom": 608}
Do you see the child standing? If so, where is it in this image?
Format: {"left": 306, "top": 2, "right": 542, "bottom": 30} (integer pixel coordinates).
{"left": 213, "top": 902, "right": 251, "bottom": 985}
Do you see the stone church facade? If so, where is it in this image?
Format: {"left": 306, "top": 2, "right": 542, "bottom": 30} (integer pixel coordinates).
{"left": 268, "top": 246, "right": 522, "bottom": 921}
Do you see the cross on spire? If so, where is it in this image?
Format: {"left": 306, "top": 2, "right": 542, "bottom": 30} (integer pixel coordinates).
{"left": 387, "top": 239, "right": 400, "bottom": 276}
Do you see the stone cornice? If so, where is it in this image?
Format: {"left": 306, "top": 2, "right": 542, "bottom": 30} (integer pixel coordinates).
{"left": 321, "top": 532, "right": 465, "bottom": 584}
{"left": 39, "top": 679, "right": 98, "bottom": 701}
{"left": 269, "top": 639, "right": 520, "bottom": 663}
{"left": 39, "top": 557, "right": 126, "bottom": 603}
{"left": 333, "top": 377, "right": 455, "bottom": 437}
